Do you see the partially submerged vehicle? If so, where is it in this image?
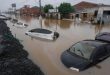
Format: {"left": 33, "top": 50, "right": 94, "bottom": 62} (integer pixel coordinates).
{"left": 25, "top": 28, "right": 59, "bottom": 40}
{"left": 0, "top": 15, "right": 11, "bottom": 21}
{"left": 95, "top": 32, "right": 110, "bottom": 43}
{"left": 11, "top": 19, "right": 18, "bottom": 23}
{"left": 14, "top": 22, "right": 28, "bottom": 28}
{"left": 61, "top": 40, "right": 110, "bottom": 72}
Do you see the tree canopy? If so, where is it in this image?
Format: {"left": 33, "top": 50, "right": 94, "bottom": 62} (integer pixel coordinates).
{"left": 43, "top": 4, "right": 53, "bottom": 13}
{"left": 58, "top": 3, "right": 74, "bottom": 14}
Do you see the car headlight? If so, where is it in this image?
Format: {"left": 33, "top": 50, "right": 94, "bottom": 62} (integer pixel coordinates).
{"left": 70, "top": 67, "right": 79, "bottom": 72}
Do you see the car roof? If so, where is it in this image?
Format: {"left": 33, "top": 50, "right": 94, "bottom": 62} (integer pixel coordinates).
{"left": 0, "top": 15, "right": 6, "bottom": 17}
{"left": 95, "top": 32, "right": 110, "bottom": 43}
{"left": 30, "top": 28, "right": 52, "bottom": 34}
{"left": 79, "top": 40, "right": 107, "bottom": 48}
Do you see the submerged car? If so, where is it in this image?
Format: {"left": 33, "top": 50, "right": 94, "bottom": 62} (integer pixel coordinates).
{"left": 11, "top": 19, "right": 18, "bottom": 23}
{"left": 95, "top": 32, "right": 110, "bottom": 43}
{"left": 14, "top": 22, "right": 28, "bottom": 28}
{"left": 61, "top": 40, "right": 110, "bottom": 72}
{"left": 25, "top": 28, "right": 59, "bottom": 40}
{"left": 0, "top": 15, "right": 11, "bottom": 21}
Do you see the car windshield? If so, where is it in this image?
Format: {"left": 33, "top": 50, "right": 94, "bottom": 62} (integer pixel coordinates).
{"left": 17, "top": 22, "right": 23, "bottom": 25}
{"left": 30, "top": 29, "right": 52, "bottom": 34}
{"left": 69, "top": 42, "right": 95, "bottom": 59}
{"left": 24, "top": 24, "right": 28, "bottom": 26}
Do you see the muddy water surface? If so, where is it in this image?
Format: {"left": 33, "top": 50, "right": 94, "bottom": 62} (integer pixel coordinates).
{"left": 6, "top": 15, "right": 110, "bottom": 75}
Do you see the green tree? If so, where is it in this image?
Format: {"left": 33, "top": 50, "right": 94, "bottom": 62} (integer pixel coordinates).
{"left": 43, "top": 4, "right": 53, "bottom": 13}
{"left": 58, "top": 3, "right": 74, "bottom": 18}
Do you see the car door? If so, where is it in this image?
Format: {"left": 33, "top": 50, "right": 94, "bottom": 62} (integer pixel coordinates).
{"left": 93, "top": 46, "right": 108, "bottom": 62}
{"left": 29, "top": 30, "right": 39, "bottom": 37}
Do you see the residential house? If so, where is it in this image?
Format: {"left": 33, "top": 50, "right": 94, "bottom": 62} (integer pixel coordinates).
{"left": 73, "top": 1, "right": 110, "bottom": 24}
{"left": 20, "top": 5, "right": 40, "bottom": 16}
{"left": 73, "top": 1, "right": 98, "bottom": 21}
{"left": 47, "top": 8, "right": 61, "bottom": 19}
{"left": 30, "top": 6, "right": 40, "bottom": 16}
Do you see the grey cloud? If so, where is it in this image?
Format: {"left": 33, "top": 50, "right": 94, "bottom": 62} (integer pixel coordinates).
{"left": 0, "top": 0, "right": 110, "bottom": 11}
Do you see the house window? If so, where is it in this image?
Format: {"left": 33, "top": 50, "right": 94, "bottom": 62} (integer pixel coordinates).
{"left": 103, "top": 11, "right": 110, "bottom": 15}
{"left": 75, "top": 14, "right": 79, "bottom": 18}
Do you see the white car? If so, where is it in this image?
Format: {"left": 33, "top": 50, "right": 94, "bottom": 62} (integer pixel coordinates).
{"left": 25, "top": 28, "right": 59, "bottom": 40}
{"left": 14, "top": 22, "right": 28, "bottom": 28}
{"left": 11, "top": 19, "right": 18, "bottom": 23}
{"left": 0, "top": 15, "right": 11, "bottom": 21}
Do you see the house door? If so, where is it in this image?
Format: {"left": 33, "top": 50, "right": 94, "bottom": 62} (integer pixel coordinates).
{"left": 83, "top": 13, "right": 87, "bottom": 21}
{"left": 75, "top": 14, "right": 79, "bottom": 18}
{"left": 83, "top": 13, "right": 87, "bottom": 18}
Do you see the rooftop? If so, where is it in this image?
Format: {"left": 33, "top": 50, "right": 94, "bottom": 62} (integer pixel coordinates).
{"left": 74, "top": 1, "right": 98, "bottom": 11}
{"left": 73, "top": 1, "right": 110, "bottom": 11}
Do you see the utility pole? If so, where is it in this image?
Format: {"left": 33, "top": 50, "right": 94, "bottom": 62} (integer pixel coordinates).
{"left": 39, "top": 0, "right": 41, "bottom": 15}
{"left": 0, "top": 10, "right": 1, "bottom": 15}
{"left": 39, "top": 0, "right": 42, "bottom": 28}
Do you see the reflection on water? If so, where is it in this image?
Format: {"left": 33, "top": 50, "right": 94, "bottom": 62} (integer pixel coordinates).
{"left": 94, "top": 24, "right": 104, "bottom": 34}
{"left": 44, "top": 19, "right": 73, "bottom": 29}
{"left": 19, "top": 15, "right": 32, "bottom": 23}
{"left": 7, "top": 15, "right": 110, "bottom": 75}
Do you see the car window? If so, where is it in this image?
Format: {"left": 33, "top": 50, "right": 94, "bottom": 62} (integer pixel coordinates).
{"left": 70, "top": 42, "right": 95, "bottom": 59}
{"left": 24, "top": 24, "right": 28, "bottom": 26}
{"left": 12, "top": 19, "right": 18, "bottom": 23}
{"left": 94, "top": 46, "right": 108, "bottom": 60}
{"left": 30, "top": 29, "right": 52, "bottom": 34}
{"left": 17, "top": 22, "right": 23, "bottom": 25}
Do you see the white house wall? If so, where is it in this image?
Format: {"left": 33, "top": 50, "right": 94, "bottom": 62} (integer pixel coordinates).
{"left": 80, "top": 6, "right": 110, "bottom": 16}
{"left": 98, "top": 7, "right": 110, "bottom": 15}
{"left": 84, "top": 7, "right": 98, "bottom": 13}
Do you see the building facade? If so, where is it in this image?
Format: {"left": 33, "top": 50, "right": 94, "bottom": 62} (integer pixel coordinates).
{"left": 73, "top": 1, "right": 110, "bottom": 24}
{"left": 46, "top": 8, "right": 61, "bottom": 19}
{"left": 20, "top": 5, "right": 40, "bottom": 16}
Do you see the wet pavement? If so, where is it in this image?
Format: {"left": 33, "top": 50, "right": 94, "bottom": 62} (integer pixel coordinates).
{"left": 6, "top": 15, "right": 110, "bottom": 75}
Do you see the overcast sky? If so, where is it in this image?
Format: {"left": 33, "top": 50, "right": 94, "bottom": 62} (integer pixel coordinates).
{"left": 0, "top": 0, "right": 110, "bottom": 11}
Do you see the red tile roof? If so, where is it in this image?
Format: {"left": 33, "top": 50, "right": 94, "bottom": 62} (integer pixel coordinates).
{"left": 74, "top": 1, "right": 98, "bottom": 11}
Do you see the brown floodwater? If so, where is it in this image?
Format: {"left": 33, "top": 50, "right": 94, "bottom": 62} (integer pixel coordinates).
{"left": 6, "top": 15, "right": 110, "bottom": 75}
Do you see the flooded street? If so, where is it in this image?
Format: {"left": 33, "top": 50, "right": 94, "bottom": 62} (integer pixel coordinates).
{"left": 6, "top": 15, "right": 110, "bottom": 75}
